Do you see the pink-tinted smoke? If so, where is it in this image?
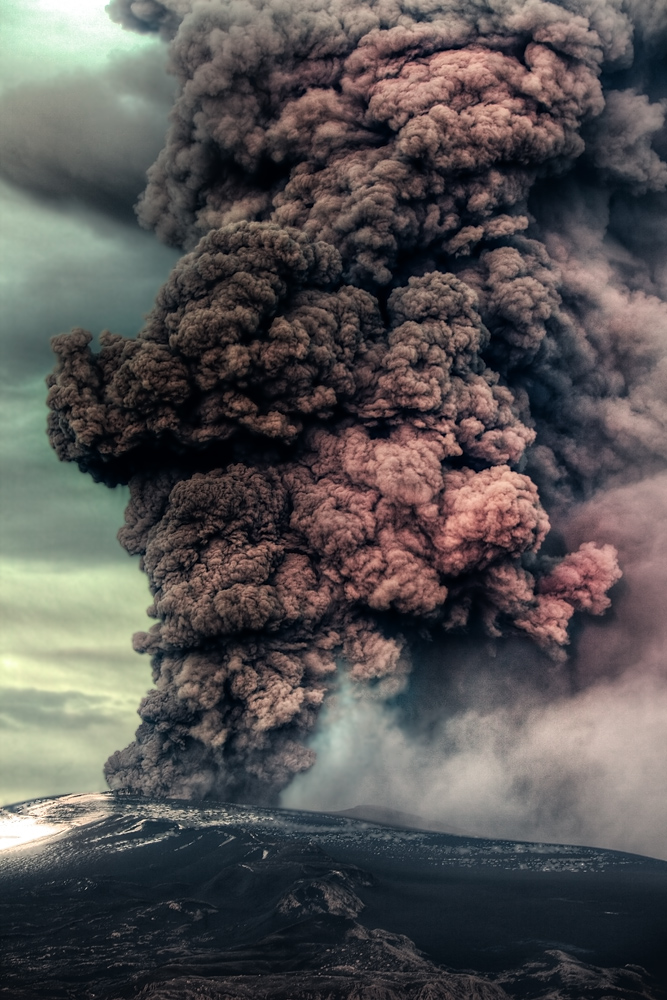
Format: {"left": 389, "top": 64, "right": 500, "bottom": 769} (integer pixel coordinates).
{"left": 45, "top": 0, "right": 667, "bottom": 804}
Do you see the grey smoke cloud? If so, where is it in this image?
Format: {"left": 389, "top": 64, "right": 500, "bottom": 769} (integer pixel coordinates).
{"left": 0, "top": 48, "right": 174, "bottom": 219}
{"left": 43, "top": 0, "right": 667, "bottom": 822}
{"left": 560, "top": 473, "right": 667, "bottom": 684}
{"left": 284, "top": 667, "right": 667, "bottom": 860}
{"left": 507, "top": 195, "right": 667, "bottom": 504}
{"left": 585, "top": 88, "right": 667, "bottom": 193}
{"left": 287, "top": 474, "right": 667, "bottom": 861}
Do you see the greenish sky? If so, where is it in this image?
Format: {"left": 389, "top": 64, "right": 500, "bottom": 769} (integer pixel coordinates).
{"left": 2, "top": 0, "right": 152, "bottom": 86}
{"left": 0, "top": 0, "right": 179, "bottom": 803}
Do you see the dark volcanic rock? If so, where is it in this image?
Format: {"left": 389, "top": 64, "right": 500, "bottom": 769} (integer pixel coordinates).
{"left": 133, "top": 969, "right": 509, "bottom": 998}
{"left": 0, "top": 794, "right": 665, "bottom": 999}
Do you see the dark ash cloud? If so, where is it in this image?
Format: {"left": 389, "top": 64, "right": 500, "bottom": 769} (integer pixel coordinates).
{"left": 44, "top": 0, "right": 667, "bottom": 808}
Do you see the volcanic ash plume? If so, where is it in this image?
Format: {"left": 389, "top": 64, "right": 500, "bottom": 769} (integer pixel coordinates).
{"left": 46, "top": 0, "right": 667, "bottom": 803}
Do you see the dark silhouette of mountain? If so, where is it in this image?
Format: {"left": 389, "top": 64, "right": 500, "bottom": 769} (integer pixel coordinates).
{"left": 1, "top": 794, "right": 665, "bottom": 999}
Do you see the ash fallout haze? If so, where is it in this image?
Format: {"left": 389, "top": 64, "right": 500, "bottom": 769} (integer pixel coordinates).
{"left": 3, "top": 0, "right": 667, "bottom": 861}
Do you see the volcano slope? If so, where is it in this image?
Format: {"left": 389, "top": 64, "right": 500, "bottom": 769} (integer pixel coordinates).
{"left": 1, "top": 794, "right": 666, "bottom": 999}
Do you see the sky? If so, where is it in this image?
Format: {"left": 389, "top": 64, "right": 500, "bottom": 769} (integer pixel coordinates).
{"left": 0, "top": 0, "right": 179, "bottom": 804}
{"left": 1, "top": 0, "right": 666, "bottom": 864}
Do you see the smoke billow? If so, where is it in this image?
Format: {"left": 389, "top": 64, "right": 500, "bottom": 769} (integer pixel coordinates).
{"left": 46, "top": 0, "right": 667, "bottom": 809}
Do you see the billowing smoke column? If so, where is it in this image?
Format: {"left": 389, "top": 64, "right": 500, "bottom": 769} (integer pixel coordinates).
{"left": 47, "top": 0, "right": 667, "bottom": 803}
